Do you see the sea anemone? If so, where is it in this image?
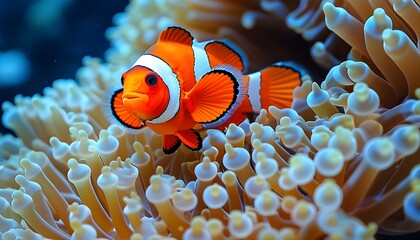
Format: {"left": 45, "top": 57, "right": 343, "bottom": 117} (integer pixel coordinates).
{"left": 1, "top": 0, "right": 420, "bottom": 239}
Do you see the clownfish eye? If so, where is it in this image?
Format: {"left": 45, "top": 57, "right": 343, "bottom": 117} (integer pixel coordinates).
{"left": 145, "top": 74, "right": 158, "bottom": 86}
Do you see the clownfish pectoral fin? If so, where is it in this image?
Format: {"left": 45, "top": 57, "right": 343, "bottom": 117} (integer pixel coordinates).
{"left": 110, "top": 89, "right": 144, "bottom": 129}
{"left": 205, "top": 40, "right": 246, "bottom": 72}
{"left": 162, "top": 135, "right": 182, "bottom": 155}
{"left": 186, "top": 67, "right": 246, "bottom": 127}
{"left": 177, "top": 130, "right": 202, "bottom": 151}
{"left": 158, "top": 26, "right": 194, "bottom": 46}
{"left": 249, "top": 62, "right": 306, "bottom": 113}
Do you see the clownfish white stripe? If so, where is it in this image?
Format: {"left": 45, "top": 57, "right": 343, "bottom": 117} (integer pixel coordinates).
{"left": 248, "top": 72, "right": 261, "bottom": 113}
{"left": 133, "top": 54, "right": 181, "bottom": 124}
{"left": 192, "top": 40, "right": 211, "bottom": 81}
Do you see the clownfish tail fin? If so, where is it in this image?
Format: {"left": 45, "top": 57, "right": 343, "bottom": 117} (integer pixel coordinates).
{"left": 247, "top": 62, "right": 308, "bottom": 113}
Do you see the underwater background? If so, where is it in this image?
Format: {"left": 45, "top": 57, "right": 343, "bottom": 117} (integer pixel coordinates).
{"left": 0, "top": 0, "right": 128, "bottom": 133}
{"left": 0, "top": 0, "right": 420, "bottom": 239}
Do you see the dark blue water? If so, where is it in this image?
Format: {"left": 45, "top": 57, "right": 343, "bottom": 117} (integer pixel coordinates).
{"left": 0, "top": 0, "right": 128, "bottom": 133}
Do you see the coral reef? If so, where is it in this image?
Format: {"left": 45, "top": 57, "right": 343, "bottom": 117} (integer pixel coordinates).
{"left": 1, "top": 0, "right": 420, "bottom": 239}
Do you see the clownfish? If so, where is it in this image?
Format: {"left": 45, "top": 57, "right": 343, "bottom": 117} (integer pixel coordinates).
{"left": 110, "top": 26, "right": 304, "bottom": 154}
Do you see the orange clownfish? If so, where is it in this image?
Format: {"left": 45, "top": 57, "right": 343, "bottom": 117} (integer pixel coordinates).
{"left": 110, "top": 26, "right": 304, "bottom": 154}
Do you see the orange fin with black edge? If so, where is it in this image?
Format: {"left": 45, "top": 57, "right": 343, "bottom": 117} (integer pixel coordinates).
{"left": 177, "top": 130, "right": 202, "bottom": 151}
{"left": 111, "top": 89, "right": 144, "bottom": 129}
{"left": 259, "top": 62, "right": 305, "bottom": 109}
{"left": 162, "top": 135, "right": 182, "bottom": 154}
{"left": 205, "top": 40, "right": 245, "bottom": 72}
{"left": 158, "top": 26, "right": 194, "bottom": 46}
{"left": 186, "top": 66, "right": 246, "bottom": 128}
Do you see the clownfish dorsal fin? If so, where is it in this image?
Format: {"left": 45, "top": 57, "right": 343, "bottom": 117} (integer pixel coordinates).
{"left": 205, "top": 40, "right": 246, "bottom": 72}
{"left": 185, "top": 66, "right": 246, "bottom": 127}
{"left": 110, "top": 89, "right": 144, "bottom": 129}
{"left": 158, "top": 26, "right": 194, "bottom": 46}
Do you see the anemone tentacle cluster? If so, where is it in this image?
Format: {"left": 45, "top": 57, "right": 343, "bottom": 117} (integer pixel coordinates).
{"left": 105, "top": 0, "right": 267, "bottom": 68}
{"left": 105, "top": 0, "right": 314, "bottom": 73}
{"left": 1, "top": 0, "right": 420, "bottom": 239}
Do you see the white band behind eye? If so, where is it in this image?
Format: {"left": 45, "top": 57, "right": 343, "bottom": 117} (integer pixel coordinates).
{"left": 133, "top": 54, "right": 181, "bottom": 124}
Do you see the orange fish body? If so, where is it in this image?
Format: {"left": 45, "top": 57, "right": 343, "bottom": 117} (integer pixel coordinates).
{"left": 110, "top": 26, "right": 303, "bottom": 154}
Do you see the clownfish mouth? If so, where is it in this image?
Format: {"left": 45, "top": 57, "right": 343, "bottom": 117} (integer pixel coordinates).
{"left": 122, "top": 92, "right": 149, "bottom": 102}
